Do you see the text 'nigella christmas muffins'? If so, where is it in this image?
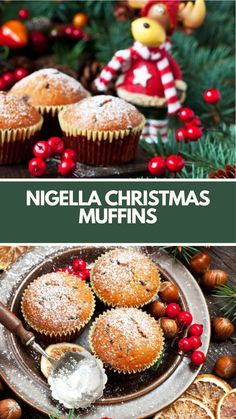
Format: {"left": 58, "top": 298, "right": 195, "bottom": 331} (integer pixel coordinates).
{"left": 58, "top": 95, "right": 145, "bottom": 166}
{"left": 0, "top": 92, "right": 43, "bottom": 165}
{"left": 89, "top": 307, "right": 164, "bottom": 374}
{"left": 21, "top": 272, "right": 95, "bottom": 342}
{"left": 91, "top": 248, "right": 160, "bottom": 307}
{"left": 10, "top": 68, "right": 90, "bottom": 137}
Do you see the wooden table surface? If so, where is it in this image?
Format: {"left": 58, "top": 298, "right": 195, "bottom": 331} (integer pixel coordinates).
{"left": 0, "top": 246, "right": 235, "bottom": 419}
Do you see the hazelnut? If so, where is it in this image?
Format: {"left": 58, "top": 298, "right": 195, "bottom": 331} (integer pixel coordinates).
{"left": 159, "top": 281, "right": 179, "bottom": 303}
{"left": 149, "top": 300, "right": 166, "bottom": 319}
{"left": 0, "top": 399, "right": 22, "bottom": 419}
{"left": 212, "top": 317, "right": 235, "bottom": 341}
{"left": 202, "top": 269, "right": 228, "bottom": 290}
{"left": 160, "top": 317, "right": 178, "bottom": 339}
{"left": 214, "top": 355, "right": 236, "bottom": 379}
{"left": 189, "top": 252, "right": 211, "bottom": 274}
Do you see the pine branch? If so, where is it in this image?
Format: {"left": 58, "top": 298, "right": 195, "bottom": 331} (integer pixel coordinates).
{"left": 213, "top": 284, "right": 236, "bottom": 322}
{"left": 161, "top": 246, "right": 198, "bottom": 264}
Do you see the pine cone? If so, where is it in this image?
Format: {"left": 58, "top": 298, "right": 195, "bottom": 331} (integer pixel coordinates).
{"left": 114, "top": 1, "right": 135, "bottom": 20}
{"left": 26, "top": 17, "right": 52, "bottom": 33}
{"left": 209, "top": 165, "right": 236, "bottom": 179}
{"left": 79, "top": 60, "right": 105, "bottom": 93}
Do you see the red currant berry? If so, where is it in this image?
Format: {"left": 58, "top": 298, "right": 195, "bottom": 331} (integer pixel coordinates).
{"left": 186, "top": 126, "right": 203, "bottom": 142}
{"left": 190, "top": 351, "right": 206, "bottom": 366}
{"left": 175, "top": 128, "right": 188, "bottom": 143}
{"left": 14, "top": 68, "right": 29, "bottom": 81}
{"left": 33, "top": 141, "right": 52, "bottom": 159}
{"left": 3, "top": 72, "right": 15, "bottom": 87}
{"left": 165, "top": 303, "right": 181, "bottom": 319}
{"left": 178, "top": 311, "right": 193, "bottom": 327}
{"left": 62, "top": 148, "right": 78, "bottom": 162}
{"left": 189, "top": 336, "right": 202, "bottom": 350}
{"left": 203, "top": 88, "right": 221, "bottom": 105}
{"left": 57, "top": 267, "right": 73, "bottom": 274}
{"left": 186, "top": 117, "right": 202, "bottom": 128}
{"left": 148, "top": 156, "right": 166, "bottom": 176}
{"left": 189, "top": 323, "right": 203, "bottom": 337}
{"left": 166, "top": 155, "right": 185, "bottom": 173}
{"left": 72, "top": 258, "right": 87, "bottom": 272}
{"left": 58, "top": 159, "right": 76, "bottom": 176}
{"left": 178, "top": 107, "right": 195, "bottom": 122}
{"left": 0, "top": 78, "right": 7, "bottom": 91}
{"left": 18, "top": 8, "right": 30, "bottom": 20}
{"left": 76, "top": 270, "right": 90, "bottom": 281}
{"left": 28, "top": 158, "right": 47, "bottom": 177}
{"left": 64, "top": 25, "right": 74, "bottom": 37}
{"left": 71, "top": 28, "right": 83, "bottom": 39}
{"left": 178, "top": 337, "right": 192, "bottom": 352}
{"left": 48, "top": 137, "right": 64, "bottom": 155}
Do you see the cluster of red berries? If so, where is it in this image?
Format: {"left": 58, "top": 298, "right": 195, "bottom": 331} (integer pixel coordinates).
{"left": 165, "top": 302, "right": 206, "bottom": 366}
{"left": 57, "top": 258, "right": 90, "bottom": 281}
{"left": 175, "top": 107, "right": 203, "bottom": 143}
{"left": 28, "top": 137, "right": 78, "bottom": 177}
{"left": 148, "top": 154, "right": 185, "bottom": 176}
{"left": 0, "top": 68, "right": 28, "bottom": 91}
{"left": 50, "top": 24, "right": 88, "bottom": 42}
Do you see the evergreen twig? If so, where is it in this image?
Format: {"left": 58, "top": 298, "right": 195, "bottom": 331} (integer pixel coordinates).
{"left": 213, "top": 284, "right": 236, "bottom": 322}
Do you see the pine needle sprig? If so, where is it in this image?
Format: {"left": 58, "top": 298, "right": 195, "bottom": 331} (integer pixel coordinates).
{"left": 161, "top": 246, "right": 198, "bottom": 264}
{"left": 213, "top": 284, "right": 236, "bottom": 322}
{"left": 49, "top": 409, "right": 78, "bottom": 419}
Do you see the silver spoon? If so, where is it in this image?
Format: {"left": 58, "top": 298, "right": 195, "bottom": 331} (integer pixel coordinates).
{"left": 0, "top": 301, "right": 107, "bottom": 408}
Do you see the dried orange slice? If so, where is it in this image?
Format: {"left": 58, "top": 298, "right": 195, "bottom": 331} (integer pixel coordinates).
{"left": 0, "top": 246, "right": 31, "bottom": 270}
{"left": 40, "top": 343, "right": 87, "bottom": 378}
{"left": 154, "top": 397, "right": 215, "bottom": 418}
{"left": 216, "top": 389, "right": 236, "bottom": 419}
{"left": 184, "top": 374, "right": 231, "bottom": 415}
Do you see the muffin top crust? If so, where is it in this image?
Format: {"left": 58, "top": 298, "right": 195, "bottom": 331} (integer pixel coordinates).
{"left": 10, "top": 68, "right": 90, "bottom": 107}
{"left": 91, "top": 248, "right": 160, "bottom": 307}
{"left": 90, "top": 307, "right": 164, "bottom": 373}
{"left": 21, "top": 272, "right": 95, "bottom": 335}
{"left": 59, "top": 95, "right": 145, "bottom": 131}
{"left": 0, "top": 92, "right": 42, "bottom": 130}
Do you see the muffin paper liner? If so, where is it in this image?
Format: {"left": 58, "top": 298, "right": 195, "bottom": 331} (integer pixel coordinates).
{"left": 89, "top": 309, "right": 164, "bottom": 374}
{"left": 0, "top": 116, "right": 43, "bottom": 165}
{"left": 90, "top": 253, "right": 161, "bottom": 308}
{"left": 21, "top": 282, "right": 96, "bottom": 344}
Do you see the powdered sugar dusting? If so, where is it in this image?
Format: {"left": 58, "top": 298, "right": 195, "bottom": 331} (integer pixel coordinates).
{"left": 0, "top": 92, "right": 40, "bottom": 129}
{"left": 63, "top": 95, "right": 143, "bottom": 130}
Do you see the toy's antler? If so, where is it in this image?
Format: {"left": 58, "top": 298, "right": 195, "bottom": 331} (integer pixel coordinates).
{"left": 178, "top": 0, "right": 206, "bottom": 31}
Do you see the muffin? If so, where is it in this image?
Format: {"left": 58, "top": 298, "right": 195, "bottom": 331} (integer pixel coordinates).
{"left": 58, "top": 95, "right": 145, "bottom": 166}
{"left": 89, "top": 308, "right": 164, "bottom": 373}
{"left": 10, "top": 68, "right": 90, "bottom": 137}
{"left": 91, "top": 249, "right": 160, "bottom": 307}
{"left": 21, "top": 272, "right": 95, "bottom": 342}
{"left": 0, "top": 92, "right": 43, "bottom": 165}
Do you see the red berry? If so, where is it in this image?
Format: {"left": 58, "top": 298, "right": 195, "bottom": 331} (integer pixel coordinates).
{"left": 178, "top": 107, "right": 195, "bottom": 122}
{"left": 166, "top": 155, "right": 185, "bottom": 173}
{"left": 64, "top": 25, "right": 74, "bottom": 37}
{"left": 33, "top": 141, "right": 52, "bottom": 159}
{"left": 76, "top": 269, "right": 90, "bottom": 281}
{"left": 178, "top": 337, "right": 192, "bottom": 352}
{"left": 186, "top": 117, "right": 202, "bottom": 128}
{"left": 186, "top": 126, "right": 203, "bottom": 142}
{"left": 18, "top": 8, "right": 30, "bottom": 19}
{"left": 101, "top": 417, "right": 112, "bottom": 419}
{"left": 191, "top": 351, "right": 206, "bottom": 366}
{"left": 175, "top": 128, "right": 188, "bottom": 143}
{"left": 14, "top": 68, "right": 29, "bottom": 81}
{"left": 3, "top": 72, "right": 15, "bottom": 87}
{"left": 48, "top": 137, "right": 64, "bottom": 155}
{"left": 189, "top": 323, "right": 203, "bottom": 337}
{"left": 58, "top": 159, "right": 76, "bottom": 176}
{"left": 178, "top": 311, "right": 193, "bottom": 327}
{"left": 57, "top": 267, "right": 73, "bottom": 274}
{"left": 203, "top": 88, "right": 221, "bottom": 105}
{"left": 165, "top": 303, "right": 181, "bottom": 319}
{"left": 28, "top": 158, "right": 47, "bottom": 177}
{"left": 62, "top": 148, "right": 78, "bottom": 162}
{"left": 189, "top": 336, "right": 202, "bottom": 350}
{"left": 148, "top": 156, "right": 166, "bottom": 176}
{"left": 71, "top": 28, "right": 83, "bottom": 39}
{"left": 72, "top": 258, "right": 87, "bottom": 272}
{"left": 0, "top": 78, "right": 7, "bottom": 91}
{"left": 30, "top": 32, "right": 48, "bottom": 53}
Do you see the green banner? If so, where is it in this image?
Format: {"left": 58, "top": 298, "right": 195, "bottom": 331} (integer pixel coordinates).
{"left": 0, "top": 180, "right": 235, "bottom": 243}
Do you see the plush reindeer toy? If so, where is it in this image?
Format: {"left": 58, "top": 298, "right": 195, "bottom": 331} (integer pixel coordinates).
{"left": 95, "top": 0, "right": 206, "bottom": 143}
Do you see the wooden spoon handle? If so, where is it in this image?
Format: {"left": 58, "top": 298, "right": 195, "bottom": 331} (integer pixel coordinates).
{"left": 0, "top": 301, "right": 34, "bottom": 345}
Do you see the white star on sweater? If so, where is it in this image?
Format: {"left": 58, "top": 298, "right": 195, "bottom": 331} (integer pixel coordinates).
{"left": 133, "top": 65, "right": 152, "bottom": 87}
